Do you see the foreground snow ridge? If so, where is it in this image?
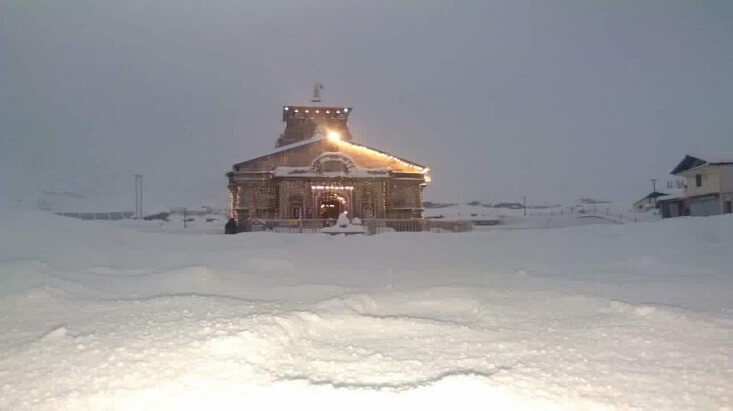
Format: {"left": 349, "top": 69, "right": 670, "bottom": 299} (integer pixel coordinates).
{"left": 0, "top": 209, "right": 732, "bottom": 410}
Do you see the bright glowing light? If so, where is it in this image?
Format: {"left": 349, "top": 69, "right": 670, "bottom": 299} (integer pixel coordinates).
{"left": 327, "top": 131, "right": 342, "bottom": 142}
{"left": 284, "top": 106, "right": 289, "bottom": 111}
{"left": 343, "top": 108, "right": 349, "bottom": 112}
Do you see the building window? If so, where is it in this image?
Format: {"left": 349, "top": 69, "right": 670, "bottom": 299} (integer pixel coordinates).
{"left": 726, "top": 201, "right": 732, "bottom": 214}
{"left": 695, "top": 174, "right": 702, "bottom": 187}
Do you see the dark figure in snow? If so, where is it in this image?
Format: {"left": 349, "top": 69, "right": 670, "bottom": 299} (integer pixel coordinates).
{"left": 224, "top": 218, "right": 237, "bottom": 234}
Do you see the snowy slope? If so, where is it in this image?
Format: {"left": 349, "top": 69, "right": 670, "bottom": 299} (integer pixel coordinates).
{"left": 0, "top": 209, "right": 732, "bottom": 409}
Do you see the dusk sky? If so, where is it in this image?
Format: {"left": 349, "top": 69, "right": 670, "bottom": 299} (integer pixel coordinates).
{"left": 2, "top": 0, "right": 733, "bottom": 209}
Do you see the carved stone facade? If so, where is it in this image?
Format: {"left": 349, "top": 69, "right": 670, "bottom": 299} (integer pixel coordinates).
{"left": 227, "top": 105, "right": 430, "bottom": 222}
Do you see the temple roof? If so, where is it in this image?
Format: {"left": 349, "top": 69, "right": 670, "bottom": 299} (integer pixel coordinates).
{"left": 231, "top": 127, "right": 428, "bottom": 175}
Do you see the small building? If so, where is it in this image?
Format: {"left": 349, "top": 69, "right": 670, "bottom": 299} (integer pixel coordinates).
{"left": 658, "top": 154, "right": 733, "bottom": 218}
{"left": 226, "top": 105, "right": 430, "bottom": 224}
{"left": 633, "top": 191, "right": 668, "bottom": 212}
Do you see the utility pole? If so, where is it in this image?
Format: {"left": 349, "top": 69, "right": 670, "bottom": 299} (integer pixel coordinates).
{"left": 523, "top": 196, "right": 527, "bottom": 216}
{"left": 650, "top": 178, "right": 657, "bottom": 193}
{"left": 134, "top": 174, "right": 143, "bottom": 219}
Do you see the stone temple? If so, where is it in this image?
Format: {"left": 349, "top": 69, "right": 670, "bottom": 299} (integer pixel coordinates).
{"left": 227, "top": 105, "right": 430, "bottom": 225}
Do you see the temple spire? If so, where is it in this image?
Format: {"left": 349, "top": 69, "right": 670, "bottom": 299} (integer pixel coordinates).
{"left": 277, "top": 104, "right": 353, "bottom": 147}
{"left": 311, "top": 82, "right": 324, "bottom": 103}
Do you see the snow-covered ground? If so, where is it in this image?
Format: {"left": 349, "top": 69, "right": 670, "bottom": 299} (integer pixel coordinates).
{"left": 424, "top": 203, "right": 518, "bottom": 220}
{"left": 424, "top": 202, "right": 660, "bottom": 229}
{"left": 1, "top": 208, "right": 731, "bottom": 409}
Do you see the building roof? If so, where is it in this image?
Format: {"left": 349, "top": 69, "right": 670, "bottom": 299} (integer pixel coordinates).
{"left": 231, "top": 126, "right": 428, "bottom": 173}
{"left": 657, "top": 192, "right": 686, "bottom": 202}
{"left": 232, "top": 132, "right": 327, "bottom": 170}
{"left": 635, "top": 191, "right": 668, "bottom": 203}
{"left": 671, "top": 154, "right": 733, "bottom": 175}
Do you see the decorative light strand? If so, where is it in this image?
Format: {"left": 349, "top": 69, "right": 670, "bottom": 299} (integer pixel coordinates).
{"left": 332, "top": 139, "right": 430, "bottom": 174}
{"left": 311, "top": 185, "right": 354, "bottom": 191}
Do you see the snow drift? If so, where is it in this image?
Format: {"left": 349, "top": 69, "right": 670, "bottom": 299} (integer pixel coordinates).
{"left": 0, "top": 208, "right": 731, "bottom": 409}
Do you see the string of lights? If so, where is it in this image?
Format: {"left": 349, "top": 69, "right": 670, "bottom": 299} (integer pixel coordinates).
{"left": 326, "top": 132, "right": 430, "bottom": 175}
{"left": 311, "top": 185, "right": 355, "bottom": 191}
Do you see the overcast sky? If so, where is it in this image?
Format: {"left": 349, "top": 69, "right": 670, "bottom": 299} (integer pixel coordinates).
{"left": 2, "top": 0, "right": 733, "bottom": 209}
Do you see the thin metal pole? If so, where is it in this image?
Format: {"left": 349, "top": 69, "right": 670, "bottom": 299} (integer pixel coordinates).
{"left": 523, "top": 196, "right": 527, "bottom": 216}
{"left": 134, "top": 174, "right": 143, "bottom": 219}
{"left": 134, "top": 175, "right": 139, "bottom": 219}
{"left": 139, "top": 175, "right": 143, "bottom": 218}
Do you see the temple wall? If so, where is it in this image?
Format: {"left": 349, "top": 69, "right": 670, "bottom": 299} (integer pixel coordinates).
{"left": 278, "top": 181, "right": 310, "bottom": 219}
{"left": 386, "top": 180, "right": 424, "bottom": 219}
{"left": 352, "top": 181, "right": 387, "bottom": 218}
{"left": 230, "top": 182, "right": 278, "bottom": 221}
{"left": 229, "top": 177, "right": 423, "bottom": 221}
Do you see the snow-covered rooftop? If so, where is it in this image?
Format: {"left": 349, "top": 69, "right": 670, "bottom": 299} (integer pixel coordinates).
{"left": 689, "top": 153, "right": 733, "bottom": 164}
{"left": 657, "top": 192, "right": 686, "bottom": 201}
{"left": 233, "top": 129, "right": 328, "bottom": 169}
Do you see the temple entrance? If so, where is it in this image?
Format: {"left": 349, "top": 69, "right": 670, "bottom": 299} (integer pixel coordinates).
{"left": 318, "top": 192, "right": 346, "bottom": 219}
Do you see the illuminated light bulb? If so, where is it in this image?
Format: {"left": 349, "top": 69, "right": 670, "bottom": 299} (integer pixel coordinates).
{"left": 326, "top": 110, "right": 330, "bottom": 114}
{"left": 336, "top": 110, "right": 341, "bottom": 114}
{"left": 284, "top": 106, "right": 289, "bottom": 111}
{"left": 344, "top": 108, "right": 349, "bottom": 112}
{"left": 305, "top": 110, "right": 309, "bottom": 113}
{"left": 294, "top": 109, "right": 299, "bottom": 113}
{"left": 327, "top": 131, "right": 342, "bottom": 142}
{"left": 315, "top": 110, "right": 320, "bottom": 113}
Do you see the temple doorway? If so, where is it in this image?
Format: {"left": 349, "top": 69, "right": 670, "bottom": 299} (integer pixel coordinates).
{"left": 318, "top": 192, "right": 346, "bottom": 219}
